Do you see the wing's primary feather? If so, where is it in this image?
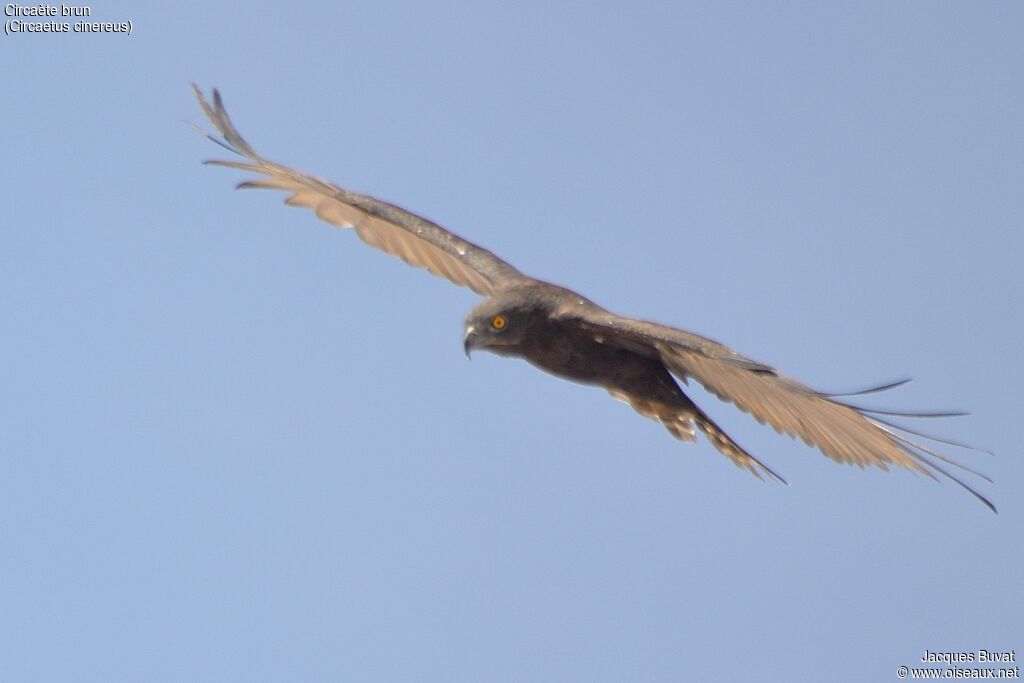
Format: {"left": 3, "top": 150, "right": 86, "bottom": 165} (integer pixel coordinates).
{"left": 565, "top": 305, "right": 995, "bottom": 512}
{"left": 192, "top": 85, "right": 528, "bottom": 296}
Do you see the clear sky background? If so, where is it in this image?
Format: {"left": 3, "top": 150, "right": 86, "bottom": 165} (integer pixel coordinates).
{"left": 3, "top": 2, "right": 1021, "bottom": 681}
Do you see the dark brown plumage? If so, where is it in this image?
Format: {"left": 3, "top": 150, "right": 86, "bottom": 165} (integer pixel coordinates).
{"left": 192, "top": 85, "right": 995, "bottom": 512}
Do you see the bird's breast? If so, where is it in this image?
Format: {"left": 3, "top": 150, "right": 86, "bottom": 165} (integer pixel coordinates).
{"left": 519, "top": 331, "right": 656, "bottom": 390}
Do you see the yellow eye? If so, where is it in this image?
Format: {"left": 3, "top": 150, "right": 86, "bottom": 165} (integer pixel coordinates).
{"left": 490, "top": 314, "right": 507, "bottom": 330}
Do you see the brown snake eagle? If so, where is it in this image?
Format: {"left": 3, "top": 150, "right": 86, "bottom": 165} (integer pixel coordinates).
{"left": 193, "top": 86, "right": 994, "bottom": 512}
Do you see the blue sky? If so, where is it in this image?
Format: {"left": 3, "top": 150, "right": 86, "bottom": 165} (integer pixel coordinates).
{"left": 3, "top": 2, "right": 1021, "bottom": 681}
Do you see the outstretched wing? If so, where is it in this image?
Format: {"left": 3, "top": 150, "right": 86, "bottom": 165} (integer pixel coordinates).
{"left": 192, "top": 85, "right": 528, "bottom": 296}
{"left": 561, "top": 303, "right": 996, "bottom": 512}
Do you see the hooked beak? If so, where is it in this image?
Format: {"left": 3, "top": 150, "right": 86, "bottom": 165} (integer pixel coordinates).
{"left": 463, "top": 326, "right": 480, "bottom": 359}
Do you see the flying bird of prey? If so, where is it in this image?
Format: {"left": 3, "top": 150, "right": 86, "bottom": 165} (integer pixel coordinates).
{"left": 192, "top": 85, "right": 994, "bottom": 512}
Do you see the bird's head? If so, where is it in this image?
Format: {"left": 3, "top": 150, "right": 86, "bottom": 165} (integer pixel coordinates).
{"left": 463, "top": 294, "right": 540, "bottom": 359}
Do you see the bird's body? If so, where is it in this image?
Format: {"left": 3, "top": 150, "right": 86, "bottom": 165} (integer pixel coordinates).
{"left": 192, "top": 85, "right": 994, "bottom": 511}
{"left": 463, "top": 284, "right": 787, "bottom": 480}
